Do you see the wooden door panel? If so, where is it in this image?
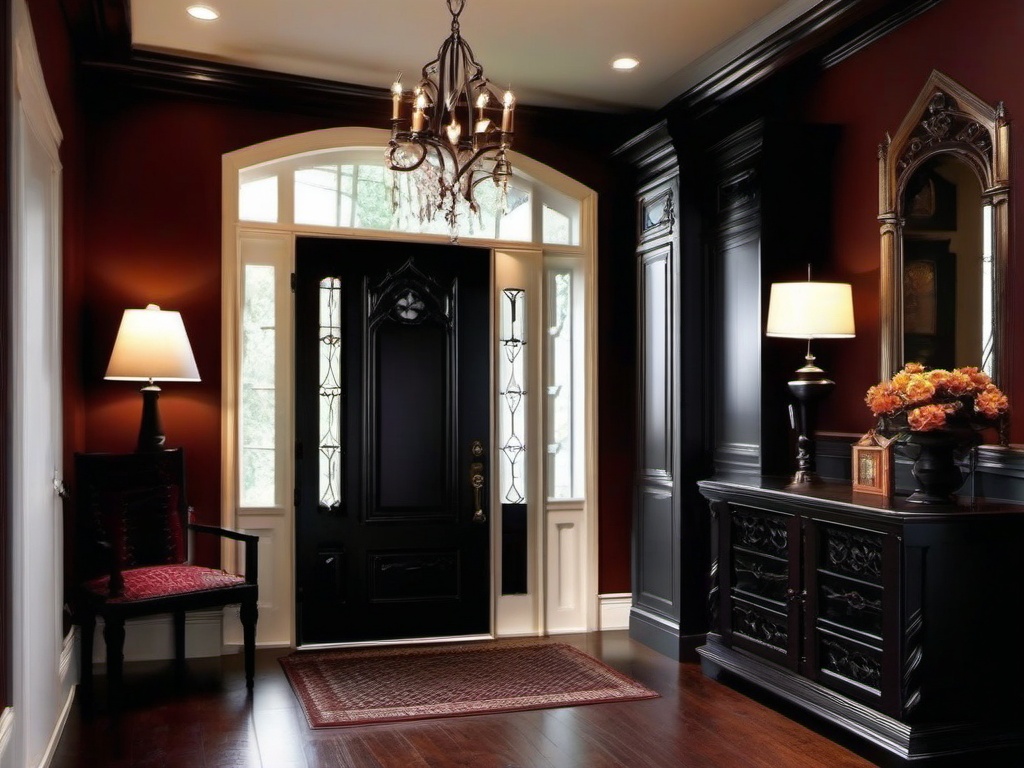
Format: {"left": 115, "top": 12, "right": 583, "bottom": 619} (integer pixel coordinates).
{"left": 295, "top": 237, "right": 490, "bottom": 644}
{"left": 369, "top": 296, "right": 452, "bottom": 517}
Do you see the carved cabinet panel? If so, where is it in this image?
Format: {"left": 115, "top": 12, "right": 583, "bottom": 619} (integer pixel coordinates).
{"left": 802, "top": 518, "right": 902, "bottom": 716}
{"left": 719, "top": 505, "right": 800, "bottom": 669}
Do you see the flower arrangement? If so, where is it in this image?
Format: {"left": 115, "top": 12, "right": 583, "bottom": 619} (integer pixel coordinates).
{"left": 865, "top": 362, "right": 1009, "bottom": 435}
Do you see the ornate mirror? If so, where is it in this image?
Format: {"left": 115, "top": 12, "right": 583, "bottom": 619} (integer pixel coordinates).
{"left": 878, "top": 70, "right": 1010, "bottom": 386}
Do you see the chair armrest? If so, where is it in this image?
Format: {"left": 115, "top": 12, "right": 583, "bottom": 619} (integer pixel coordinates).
{"left": 188, "top": 522, "right": 258, "bottom": 544}
{"left": 188, "top": 523, "right": 259, "bottom": 584}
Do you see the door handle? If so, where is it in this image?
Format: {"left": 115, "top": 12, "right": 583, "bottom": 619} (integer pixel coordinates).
{"left": 470, "top": 461, "right": 486, "bottom": 523}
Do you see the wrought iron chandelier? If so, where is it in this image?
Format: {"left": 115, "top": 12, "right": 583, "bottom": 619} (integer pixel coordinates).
{"left": 386, "top": 0, "right": 516, "bottom": 240}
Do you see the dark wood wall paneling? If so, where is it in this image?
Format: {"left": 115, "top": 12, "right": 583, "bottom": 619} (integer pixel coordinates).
{"left": 615, "top": 122, "right": 713, "bottom": 659}
{"left": 47, "top": 1, "right": 648, "bottom": 586}
{"left": 699, "top": 120, "right": 839, "bottom": 480}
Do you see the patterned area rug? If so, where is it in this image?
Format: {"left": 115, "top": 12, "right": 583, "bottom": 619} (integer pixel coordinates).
{"left": 280, "top": 640, "right": 660, "bottom": 728}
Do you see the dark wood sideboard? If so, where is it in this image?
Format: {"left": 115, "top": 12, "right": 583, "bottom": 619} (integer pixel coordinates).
{"left": 697, "top": 477, "right": 1024, "bottom": 762}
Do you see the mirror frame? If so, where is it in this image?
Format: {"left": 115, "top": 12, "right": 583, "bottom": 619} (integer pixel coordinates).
{"left": 878, "top": 70, "right": 1010, "bottom": 380}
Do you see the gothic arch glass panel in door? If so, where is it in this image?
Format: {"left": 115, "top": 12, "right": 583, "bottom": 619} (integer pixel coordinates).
{"left": 294, "top": 237, "right": 491, "bottom": 644}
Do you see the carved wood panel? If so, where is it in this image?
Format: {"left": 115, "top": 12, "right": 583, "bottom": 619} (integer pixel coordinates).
{"left": 365, "top": 258, "right": 457, "bottom": 521}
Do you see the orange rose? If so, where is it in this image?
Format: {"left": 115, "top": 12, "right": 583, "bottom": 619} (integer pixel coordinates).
{"left": 907, "top": 404, "right": 948, "bottom": 431}
{"left": 903, "top": 374, "right": 936, "bottom": 405}
{"left": 975, "top": 384, "right": 1009, "bottom": 419}
{"left": 902, "top": 362, "right": 926, "bottom": 374}
{"left": 941, "top": 369, "right": 974, "bottom": 397}
{"left": 865, "top": 383, "right": 903, "bottom": 416}
{"left": 959, "top": 366, "right": 992, "bottom": 391}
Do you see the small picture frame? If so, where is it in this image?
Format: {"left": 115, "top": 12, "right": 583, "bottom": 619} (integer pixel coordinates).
{"left": 852, "top": 432, "right": 893, "bottom": 497}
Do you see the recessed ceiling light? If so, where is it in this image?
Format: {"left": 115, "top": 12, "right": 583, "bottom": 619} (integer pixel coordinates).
{"left": 611, "top": 56, "right": 640, "bottom": 72}
{"left": 187, "top": 5, "right": 220, "bottom": 21}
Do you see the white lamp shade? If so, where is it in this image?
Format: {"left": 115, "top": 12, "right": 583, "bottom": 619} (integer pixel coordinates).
{"left": 765, "top": 282, "right": 856, "bottom": 339}
{"left": 105, "top": 304, "right": 201, "bottom": 381}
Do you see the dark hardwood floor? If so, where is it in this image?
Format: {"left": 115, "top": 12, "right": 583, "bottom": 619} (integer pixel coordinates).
{"left": 52, "top": 631, "right": 887, "bottom": 768}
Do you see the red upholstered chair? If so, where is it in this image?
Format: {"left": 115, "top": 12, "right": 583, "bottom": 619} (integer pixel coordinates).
{"left": 72, "top": 449, "right": 258, "bottom": 713}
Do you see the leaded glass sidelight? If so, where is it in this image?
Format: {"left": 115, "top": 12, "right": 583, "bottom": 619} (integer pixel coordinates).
{"left": 319, "top": 277, "right": 344, "bottom": 512}
{"left": 499, "top": 288, "right": 527, "bottom": 504}
{"left": 499, "top": 287, "right": 528, "bottom": 594}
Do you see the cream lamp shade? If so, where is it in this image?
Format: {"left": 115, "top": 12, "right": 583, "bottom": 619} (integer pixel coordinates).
{"left": 765, "top": 281, "right": 856, "bottom": 339}
{"left": 105, "top": 304, "right": 201, "bottom": 382}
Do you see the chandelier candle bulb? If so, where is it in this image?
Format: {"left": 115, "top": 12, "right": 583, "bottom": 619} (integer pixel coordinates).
{"left": 412, "top": 92, "right": 427, "bottom": 133}
{"left": 476, "top": 92, "right": 488, "bottom": 122}
{"left": 502, "top": 90, "right": 515, "bottom": 133}
{"left": 391, "top": 78, "right": 403, "bottom": 120}
{"left": 446, "top": 119, "right": 462, "bottom": 146}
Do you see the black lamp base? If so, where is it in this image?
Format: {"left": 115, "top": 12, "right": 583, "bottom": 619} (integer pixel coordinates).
{"left": 786, "top": 359, "right": 835, "bottom": 485}
{"left": 137, "top": 384, "right": 166, "bottom": 452}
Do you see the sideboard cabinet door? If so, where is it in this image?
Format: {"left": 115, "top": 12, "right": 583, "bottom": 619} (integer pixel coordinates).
{"left": 719, "top": 503, "right": 800, "bottom": 670}
{"left": 803, "top": 517, "right": 903, "bottom": 717}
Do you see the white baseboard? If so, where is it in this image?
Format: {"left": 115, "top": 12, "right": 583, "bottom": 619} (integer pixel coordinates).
{"left": 598, "top": 593, "right": 632, "bottom": 630}
{"left": 59, "top": 630, "right": 75, "bottom": 686}
{"left": 38, "top": 685, "right": 74, "bottom": 768}
{"left": 91, "top": 610, "right": 225, "bottom": 664}
{"left": 0, "top": 707, "right": 13, "bottom": 768}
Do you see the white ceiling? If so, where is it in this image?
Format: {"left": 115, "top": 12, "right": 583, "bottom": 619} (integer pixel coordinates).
{"left": 130, "top": 0, "right": 826, "bottom": 111}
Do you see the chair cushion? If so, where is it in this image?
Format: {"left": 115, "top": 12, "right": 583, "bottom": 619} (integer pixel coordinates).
{"left": 84, "top": 564, "right": 246, "bottom": 603}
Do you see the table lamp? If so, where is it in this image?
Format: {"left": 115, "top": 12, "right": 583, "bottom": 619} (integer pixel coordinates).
{"left": 105, "top": 304, "right": 201, "bottom": 451}
{"left": 766, "top": 277, "right": 855, "bottom": 483}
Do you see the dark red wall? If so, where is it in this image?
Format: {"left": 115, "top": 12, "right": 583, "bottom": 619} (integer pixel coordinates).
{"left": 799, "top": 0, "right": 1024, "bottom": 443}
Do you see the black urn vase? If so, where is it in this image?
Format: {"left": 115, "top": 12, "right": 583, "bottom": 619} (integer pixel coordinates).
{"left": 901, "top": 431, "right": 976, "bottom": 505}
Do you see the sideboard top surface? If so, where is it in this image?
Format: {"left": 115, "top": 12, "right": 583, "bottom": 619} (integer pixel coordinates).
{"left": 698, "top": 475, "right": 1024, "bottom": 524}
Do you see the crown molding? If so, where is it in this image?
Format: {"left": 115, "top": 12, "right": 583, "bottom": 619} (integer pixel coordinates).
{"left": 79, "top": 49, "right": 394, "bottom": 117}
{"left": 667, "top": 0, "right": 942, "bottom": 114}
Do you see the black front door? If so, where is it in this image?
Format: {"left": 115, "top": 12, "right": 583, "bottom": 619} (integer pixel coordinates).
{"left": 295, "top": 237, "right": 491, "bottom": 644}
